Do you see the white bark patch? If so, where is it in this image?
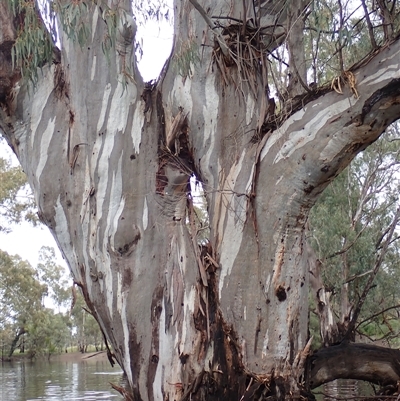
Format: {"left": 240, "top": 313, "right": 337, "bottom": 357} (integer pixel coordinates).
{"left": 117, "top": 272, "right": 122, "bottom": 313}
{"left": 246, "top": 93, "right": 255, "bottom": 125}
{"left": 169, "top": 75, "right": 193, "bottom": 117}
{"left": 218, "top": 151, "right": 246, "bottom": 298}
{"left": 131, "top": 104, "right": 144, "bottom": 153}
{"left": 121, "top": 292, "right": 133, "bottom": 385}
{"left": 272, "top": 240, "right": 285, "bottom": 286}
{"left": 101, "top": 241, "right": 113, "bottom": 315}
{"left": 154, "top": 298, "right": 177, "bottom": 400}
{"left": 91, "top": 5, "right": 99, "bottom": 42}
{"left": 358, "top": 63, "right": 400, "bottom": 86}
{"left": 79, "top": 164, "right": 92, "bottom": 275}
{"left": 95, "top": 133, "right": 116, "bottom": 222}
{"left": 245, "top": 165, "right": 255, "bottom": 194}
{"left": 97, "top": 83, "right": 112, "bottom": 132}
{"left": 109, "top": 163, "right": 124, "bottom": 251}
{"left": 30, "top": 67, "right": 54, "bottom": 147}
{"left": 91, "top": 55, "right": 97, "bottom": 81}
{"left": 262, "top": 329, "right": 269, "bottom": 358}
{"left": 177, "top": 227, "right": 187, "bottom": 274}
{"left": 53, "top": 196, "right": 75, "bottom": 275}
{"left": 380, "top": 47, "right": 400, "bottom": 62}
{"left": 35, "top": 117, "right": 56, "bottom": 185}
{"left": 273, "top": 97, "right": 357, "bottom": 164}
{"left": 201, "top": 74, "right": 219, "bottom": 180}
{"left": 319, "top": 127, "right": 353, "bottom": 161}
{"left": 179, "top": 286, "right": 196, "bottom": 354}
{"left": 265, "top": 273, "right": 271, "bottom": 295}
{"left": 260, "top": 108, "right": 305, "bottom": 162}
{"left": 107, "top": 80, "right": 138, "bottom": 134}
{"left": 142, "top": 197, "right": 148, "bottom": 230}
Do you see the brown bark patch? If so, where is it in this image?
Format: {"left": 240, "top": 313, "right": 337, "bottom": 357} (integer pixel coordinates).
{"left": 147, "top": 285, "right": 163, "bottom": 401}
{"left": 122, "top": 267, "right": 133, "bottom": 290}
{"left": 361, "top": 78, "right": 400, "bottom": 123}
{"left": 117, "top": 232, "right": 141, "bottom": 256}
{"left": 275, "top": 284, "right": 287, "bottom": 301}
{"left": 0, "top": 41, "right": 20, "bottom": 109}
{"left": 128, "top": 327, "right": 142, "bottom": 400}
{"left": 54, "top": 63, "right": 69, "bottom": 100}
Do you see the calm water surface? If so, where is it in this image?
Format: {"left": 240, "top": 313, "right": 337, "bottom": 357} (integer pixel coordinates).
{"left": 0, "top": 356, "right": 125, "bottom": 401}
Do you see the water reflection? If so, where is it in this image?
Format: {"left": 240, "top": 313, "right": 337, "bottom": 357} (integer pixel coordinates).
{"left": 314, "top": 379, "right": 375, "bottom": 400}
{"left": 323, "top": 379, "right": 358, "bottom": 399}
{"left": 0, "top": 356, "right": 124, "bottom": 401}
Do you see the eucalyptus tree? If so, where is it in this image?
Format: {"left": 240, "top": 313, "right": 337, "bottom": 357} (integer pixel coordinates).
{"left": 1, "top": 0, "right": 400, "bottom": 399}
{"left": 71, "top": 289, "right": 104, "bottom": 353}
{"left": 0, "top": 146, "right": 36, "bottom": 231}
{"left": 0, "top": 250, "right": 46, "bottom": 358}
{"left": 37, "top": 246, "right": 71, "bottom": 309}
{"left": 0, "top": 247, "right": 72, "bottom": 359}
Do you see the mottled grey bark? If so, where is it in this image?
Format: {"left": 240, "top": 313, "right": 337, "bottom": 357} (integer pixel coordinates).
{"left": 1, "top": 1, "right": 400, "bottom": 400}
{"left": 308, "top": 245, "right": 339, "bottom": 347}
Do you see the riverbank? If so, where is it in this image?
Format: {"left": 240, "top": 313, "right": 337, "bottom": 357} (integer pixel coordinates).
{"left": 53, "top": 350, "right": 109, "bottom": 362}
{"left": 0, "top": 350, "right": 124, "bottom": 401}
{"left": 3, "top": 350, "right": 109, "bottom": 363}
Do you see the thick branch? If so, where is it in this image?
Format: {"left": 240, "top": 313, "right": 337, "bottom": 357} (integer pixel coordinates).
{"left": 310, "top": 343, "right": 400, "bottom": 389}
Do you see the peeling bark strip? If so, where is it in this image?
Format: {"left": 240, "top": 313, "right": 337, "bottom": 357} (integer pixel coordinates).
{"left": 1, "top": 1, "right": 400, "bottom": 400}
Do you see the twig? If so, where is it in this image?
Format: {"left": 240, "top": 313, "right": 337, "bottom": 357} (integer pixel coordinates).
{"left": 356, "top": 303, "right": 400, "bottom": 329}
{"left": 344, "top": 269, "right": 374, "bottom": 284}
{"left": 82, "top": 351, "right": 105, "bottom": 359}
{"left": 361, "top": 0, "right": 378, "bottom": 49}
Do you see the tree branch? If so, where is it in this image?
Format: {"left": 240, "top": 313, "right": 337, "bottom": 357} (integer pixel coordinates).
{"left": 310, "top": 343, "right": 400, "bottom": 389}
{"left": 343, "top": 206, "right": 400, "bottom": 341}
{"left": 357, "top": 303, "right": 400, "bottom": 329}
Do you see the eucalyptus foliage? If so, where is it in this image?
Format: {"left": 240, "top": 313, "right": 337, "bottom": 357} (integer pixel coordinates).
{"left": 309, "top": 124, "right": 400, "bottom": 343}
{"left": 0, "top": 140, "right": 37, "bottom": 231}
{"left": 5, "top": 0, "right": 172, "bottom": 82}
{"left": 0, "top": 246, "right": 100, "bottom": 358}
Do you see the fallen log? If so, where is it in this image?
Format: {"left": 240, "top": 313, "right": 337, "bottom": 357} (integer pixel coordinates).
{"left": 310, "top": 342, "right": 400, "bottom": 389}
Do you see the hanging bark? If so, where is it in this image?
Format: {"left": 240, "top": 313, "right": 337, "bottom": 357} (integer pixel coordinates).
{"left": 1, "top": 1, "right": 400, "bottom": 400}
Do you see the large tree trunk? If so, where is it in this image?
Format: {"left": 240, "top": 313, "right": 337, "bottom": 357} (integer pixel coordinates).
{"left": 2, "top": 1, "right": 400, "bottom": 400}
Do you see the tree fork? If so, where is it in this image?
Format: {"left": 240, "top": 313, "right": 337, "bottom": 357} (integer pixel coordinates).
{"left": 2, "top": 1, "right": 400, "bottom": 401}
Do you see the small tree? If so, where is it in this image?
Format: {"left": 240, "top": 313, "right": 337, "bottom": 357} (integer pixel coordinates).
{"left": 0, "top": 250, "right": 46, "bottom": 358}
{"left": 0, "top": 150, "right": 36, "bottom": 231}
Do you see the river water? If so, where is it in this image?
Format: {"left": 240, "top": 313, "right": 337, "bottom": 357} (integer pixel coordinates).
{"left": 0, "top": 358, "right": 374, "bottom": 401}
{"left": 0, "top": 355, "right": 125, "bottom": 401}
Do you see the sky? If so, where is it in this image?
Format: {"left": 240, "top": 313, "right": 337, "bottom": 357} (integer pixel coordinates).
{"left": 0, "top": 12, "right": 173, "bottom": 271}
